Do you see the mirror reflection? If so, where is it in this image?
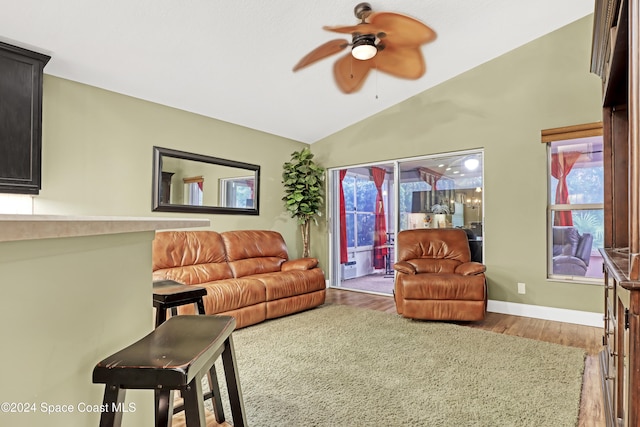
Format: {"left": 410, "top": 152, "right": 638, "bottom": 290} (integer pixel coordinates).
{"left": 152, "top": 146, "right": 260, "bottom": 215}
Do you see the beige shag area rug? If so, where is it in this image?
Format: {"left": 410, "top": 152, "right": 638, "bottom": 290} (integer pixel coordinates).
{"left": 213, "top": 304, "right": 585, "bottom": 426}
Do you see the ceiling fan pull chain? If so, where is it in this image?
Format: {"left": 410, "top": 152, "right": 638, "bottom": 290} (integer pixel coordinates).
{"left": 350, "top": 56, "right": 354, "bottom": 79}
{"left": 375, "top": 59, "right": 379, "bottom": 99}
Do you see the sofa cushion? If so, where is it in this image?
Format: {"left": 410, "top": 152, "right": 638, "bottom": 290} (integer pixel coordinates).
{"left": 153, "top": 231, "right": 233, "bottom": 283}
{"left": 397, "top": 229, "right": 471, "bottom": 263}
{"left": 252, "top": 268, "right": 326, "bottom": 301}
{"left": 153, "top": 264, "right": 234, "bottom": 286}
{"left": 199, "top": 278, "right": 266, "bottom": 313}
{"left": 222, "top": 230, "right": 289, "bottom": 277}
{"left": 228, "top": 257, "right": 286, "bottom": 278}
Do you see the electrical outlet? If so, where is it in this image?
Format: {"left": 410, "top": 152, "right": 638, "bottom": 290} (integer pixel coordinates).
{"left": 517, "top": 282, "right": 526, "bottom": 294}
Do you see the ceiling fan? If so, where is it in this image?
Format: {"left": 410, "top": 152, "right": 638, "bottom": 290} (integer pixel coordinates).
{"left": 293, "top": 2, "right": 436, "bottom": 94}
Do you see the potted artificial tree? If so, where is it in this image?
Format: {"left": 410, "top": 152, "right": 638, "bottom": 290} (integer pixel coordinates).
{"left": 282, "top": 147, "right": 325, "bottom": 257}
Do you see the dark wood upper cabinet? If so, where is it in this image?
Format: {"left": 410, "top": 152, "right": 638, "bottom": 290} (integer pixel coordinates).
{"left": 592, "top": 0, "right": 640, "bottom": 425}
{"left": 0, "top": 42, "right": 50, "bottom": 194}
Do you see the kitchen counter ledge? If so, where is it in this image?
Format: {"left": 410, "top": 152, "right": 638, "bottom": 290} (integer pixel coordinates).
{"left": 0, "top": 214, "right": 210, "bottom": 242}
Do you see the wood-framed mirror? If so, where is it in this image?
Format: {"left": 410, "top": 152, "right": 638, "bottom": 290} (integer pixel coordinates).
{"left": 152, "top": 146, "right": 260, "bottom": 215}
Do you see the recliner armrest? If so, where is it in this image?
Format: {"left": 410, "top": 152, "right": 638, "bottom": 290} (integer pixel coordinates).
{"left": 281, "top": 258, "right": 319, "bottom": 271}
{"left": 553, "top": 255, "right": 588, "bottom": 276}
{"left": 455, "top": 262, "right": 486, "bottom": 276}
{"left": 394, "top": 261, "right": 416, "bottom": 275}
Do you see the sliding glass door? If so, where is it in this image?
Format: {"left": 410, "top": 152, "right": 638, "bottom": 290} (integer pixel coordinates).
{"left": 329, "top": 150, "right": 484, "bottom": 295}
{"left": 398, "top": 152, "right": 484, "bottom": 265}
{"left": 331, "top": 163, "right": 395, "bottom": 294}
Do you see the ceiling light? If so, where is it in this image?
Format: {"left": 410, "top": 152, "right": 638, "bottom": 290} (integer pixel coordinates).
{"left": 464, "top": 158, "right": 479, "bottom": 170}
{"left": 352, "top": 34, "right": 377, "bottom": 60}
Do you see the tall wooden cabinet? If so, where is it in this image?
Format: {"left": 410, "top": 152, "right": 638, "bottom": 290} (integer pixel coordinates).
{"left": 0, "top": 42, "right": 50, "bottom": 194}
{"left": 592, "top": 0, "right": 640, "bottom": 425}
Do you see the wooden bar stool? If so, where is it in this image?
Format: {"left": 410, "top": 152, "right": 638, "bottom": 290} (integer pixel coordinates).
{"left": 93, "top": 315, "right": 247, "bottom": 427}
{"left": 152, "top": 280, "right": 225, "bottom": 422}
{"left": 152, "top": 280, "right": 207, "bottom": 327}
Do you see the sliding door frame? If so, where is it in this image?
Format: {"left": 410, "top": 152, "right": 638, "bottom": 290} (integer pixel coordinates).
{"left": 327, "top": 148, "right": 484, "bottom": 289}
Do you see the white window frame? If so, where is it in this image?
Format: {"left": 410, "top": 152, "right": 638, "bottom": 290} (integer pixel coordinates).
{"left": 543, "top": 123, "right": 604, "bottom": 284}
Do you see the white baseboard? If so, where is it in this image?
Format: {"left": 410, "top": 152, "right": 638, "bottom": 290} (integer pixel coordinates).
{"left": 487, "top": 299, "right": 603, "bottom": 328}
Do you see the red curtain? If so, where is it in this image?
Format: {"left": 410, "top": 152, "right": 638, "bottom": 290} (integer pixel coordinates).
{"left": 371, "top": 167, "right": 387, "bottom": 269}
{"left": 551, "top": 151, "right": 581, "bottom": 226}
{"left": 197, "top": 181, "right": 203, "bottom": 191}
{"left": 339, "top": 170, "right": 348, "bottom": 264}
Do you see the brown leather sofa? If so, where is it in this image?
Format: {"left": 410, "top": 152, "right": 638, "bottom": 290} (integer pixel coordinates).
{"left": 393, "top": 228, "right": 487, "bottom": 321}
{"left": 152, "top": 230, "right": 326, "bottom": 328}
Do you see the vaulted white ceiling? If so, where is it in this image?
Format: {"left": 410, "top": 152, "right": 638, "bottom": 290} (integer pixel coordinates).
{"left": 1, "top": 0, "right": 593, "bottom": 143}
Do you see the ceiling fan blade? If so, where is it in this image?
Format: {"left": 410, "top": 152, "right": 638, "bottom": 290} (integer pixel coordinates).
{"left": 293, "top": 39, "right": 349, "bottom": 71}
{"left": 369, "top": 12, "right": 436, "bottom": 46}
{"left": 323, "top": 23, "right": 382, "bottom": 35}
{"left": 375, "top": 44, "right": 426, "bottom": 79}
{"left": 333, "top": 53, "right": 373, "bottom": 93}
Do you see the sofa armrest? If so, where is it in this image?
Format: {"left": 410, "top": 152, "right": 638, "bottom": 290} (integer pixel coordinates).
{"left": 281, "top": 257, "right": 319, "bottom": 271}
{"left": 394, "top": 261, "right": 416, "bottom": 275}
{"left": 455, "top": 262, "right": 486, "bottom": 276}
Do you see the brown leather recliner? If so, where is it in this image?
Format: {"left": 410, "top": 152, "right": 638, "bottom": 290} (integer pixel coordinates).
{"left": 393, "top": 228, "right": 487, "bottom": 321}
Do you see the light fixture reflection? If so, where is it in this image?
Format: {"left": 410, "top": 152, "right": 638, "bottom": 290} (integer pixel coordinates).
{"left": 464, "top": 158, "right": 479, "bottom": 170}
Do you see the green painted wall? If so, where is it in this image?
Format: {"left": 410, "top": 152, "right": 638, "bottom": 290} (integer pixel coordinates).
{"left": 38, "top": 77, "right": 307, "bottom": 254}
{"left": 0, "top": 232, "right": 155, "bottom": 426}
{"left": 33, "top": 15, "right": 604, "bottom": 313}
{"left": 311, "top": 15, "right": 604, "bottom": 313}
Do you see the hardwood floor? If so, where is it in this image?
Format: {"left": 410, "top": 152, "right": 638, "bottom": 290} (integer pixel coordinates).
{"left": 325, "top": 288, "right": 606, "bottom": 427}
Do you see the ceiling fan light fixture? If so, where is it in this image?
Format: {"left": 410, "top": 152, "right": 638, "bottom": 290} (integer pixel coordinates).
{"left": 351, "top": 34, "right": 377, "bottom": 60}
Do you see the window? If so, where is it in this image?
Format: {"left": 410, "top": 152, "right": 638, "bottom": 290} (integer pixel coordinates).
{"left": 545, "top": 124, "right": 604, "bottom": 281}
{"left": 220, "top": 176, "right": 255, "bottom": 208}
{"left": 398, "top": 152, "right": 483, "bottom": 238}
{"left": 183, "top": 176, "right": 203, "bottom": 206}
{"left": 342, "top": 173, "right": 378, "bottom": 248}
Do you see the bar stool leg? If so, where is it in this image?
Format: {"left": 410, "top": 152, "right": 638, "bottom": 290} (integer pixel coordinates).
{"left": 221, "top": 335, "right": 248, "bottom": 427}
{"left": 155, "top": 305, "right": 168, "bottom": 328}
{"left": 99, "top": 384, "right": 126, "bottom": 427}
{"left": 196, "top": 299, "right": 205, "bottom": 315}
{"left": 182, "top": 378, "right": 206, "bottom": 427}
{"left": 161, "top": 297, "right": 204, "bottom": 323}
{"left": 206, "top": 366, "right": 225, "bottom": 423}
{"left": 155, "top": 389, "right": 174, "bottom": 427}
